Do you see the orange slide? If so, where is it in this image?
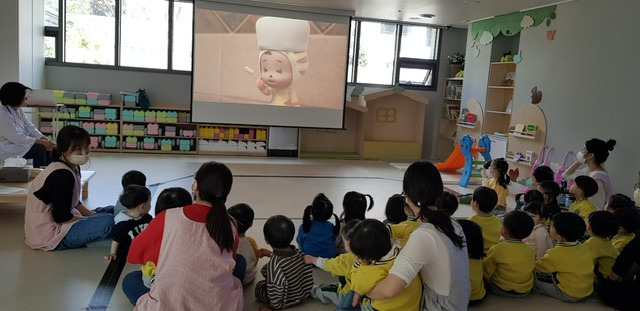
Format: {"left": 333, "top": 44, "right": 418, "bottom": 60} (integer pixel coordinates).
{"left": 436, "top": 144, "right": 481, "bottom": 172}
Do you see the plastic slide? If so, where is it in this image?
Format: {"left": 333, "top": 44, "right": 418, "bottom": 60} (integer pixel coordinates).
{"left": 436, "top": 145, "right": 466, "bottom": 172}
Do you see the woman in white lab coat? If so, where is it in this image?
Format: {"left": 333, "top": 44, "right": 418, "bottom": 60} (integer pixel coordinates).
{"left": 0, "top": 82, "right": 55, "bottom": 167}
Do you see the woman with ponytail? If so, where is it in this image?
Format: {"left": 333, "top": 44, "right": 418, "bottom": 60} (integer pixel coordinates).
{"left": 24, "top": 125, "right": 113, "bottom": 251}
{"left": 359, "top": 161, "right": 470, "bottom": 311}
{"left": 296, "top": 193, "right": 340, "bottom": 258}
{"left": 563, "top": 138, "right": 616, "bottom": 209}
{"left": 125, "top": 162, "right": 243, "bottom": 310}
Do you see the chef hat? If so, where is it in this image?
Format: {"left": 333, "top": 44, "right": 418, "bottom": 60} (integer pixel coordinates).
{"left": 256, "top": 17, "right": 310, "bottom": 52}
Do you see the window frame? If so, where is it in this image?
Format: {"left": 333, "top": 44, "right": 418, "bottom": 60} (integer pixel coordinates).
{"left": 44, "top": 0, "right": 193, "bottom": 75}
{"left": 347, "top": 19, "right": 442, "bottom": 91}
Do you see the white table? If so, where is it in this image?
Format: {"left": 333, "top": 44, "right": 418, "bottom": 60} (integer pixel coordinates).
{"left": 0, "top": 170, "right": 95, "bottom": 204}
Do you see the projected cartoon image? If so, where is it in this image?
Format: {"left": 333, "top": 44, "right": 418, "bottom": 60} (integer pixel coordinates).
{"left": 244, "top": 17, "right": 309, "bottom": 107}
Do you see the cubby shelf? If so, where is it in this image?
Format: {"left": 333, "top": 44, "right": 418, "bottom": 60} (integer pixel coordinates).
{"left": 508, "top": 130, "right": 537, "bottom": 140}
{"left": 457, "top": 121, "right": 476, "bottom": 128}
{"left": 486, "top": 110, "right": 511, "bottom": 115}
{"left": 506, "top": 154, "right": 533, "bottom": 166}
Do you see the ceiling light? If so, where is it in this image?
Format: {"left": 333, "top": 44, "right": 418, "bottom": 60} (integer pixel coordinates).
{"left": 419, "top": 13, "right": 435, "bottom": 19}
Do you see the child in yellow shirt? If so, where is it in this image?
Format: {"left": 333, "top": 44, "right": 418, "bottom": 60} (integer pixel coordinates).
{"left": 534, "top": 212, "right": 595, "bottom": 302}
{"left": 469, "top": 186, "right": 502, "bottom": 254}
{"left": 483, "top": 158, "right": 510, "bottom": 214}
{"left": 569, "top": 175, "right": 598, "bottom": 221}
{"left": 483, "top": 211, "right": 535, "bottom": 297}
{"left": 611, "top": 207, "right": 640, "bottom": 252}
{"left": 458, "top": 219, "right": 486, "bottom": 304}
{"left": 305, "top": 219, "right": 361, "bottom": 306}
{"left": 343, "top": 219, "right": 421, "bottom": 311}
{"left": 584, "top": 211, "right": 619, "bottom": 279}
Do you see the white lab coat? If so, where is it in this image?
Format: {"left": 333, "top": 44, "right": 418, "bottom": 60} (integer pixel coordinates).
{"left": 0, "top": 105, "right": 43, "bottom": 162}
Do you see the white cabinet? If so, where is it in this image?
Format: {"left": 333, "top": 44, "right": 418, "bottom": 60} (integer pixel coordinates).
{"left": 488, "top": 134, "right": 507, "bottom": 160}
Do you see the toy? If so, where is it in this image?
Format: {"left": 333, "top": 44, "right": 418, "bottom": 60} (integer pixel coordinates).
{"left": 555, "top": 151, "right": 574, "bottom": 186}
{"left": 458, "top": 134, "right": 492, "bottom": 188}
{"left": 250, "top": 17, "right": 309, "bottom": 107}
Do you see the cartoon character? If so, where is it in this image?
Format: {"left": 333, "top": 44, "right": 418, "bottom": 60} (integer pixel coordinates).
{"left": 252, "top": 17, "right": 309, "bottom": 107}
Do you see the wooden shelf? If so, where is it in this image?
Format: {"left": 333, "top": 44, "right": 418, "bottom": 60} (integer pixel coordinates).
{"left": 124, "top": 106, "right": 191, "bottom": 111}
{"left": 51, "top": 103, "right": 121, "bottom": 108}
{"left": 122, "top": 149, "right": 197, "bottom": 154}
{"left": 199, "top": 138, "right": 267, "bottom": 142}
{"left": 124, "top": 135, "right": 197, "bottom": 139}
{"left": 457, "top": 121, "right": 476, "bottom": 128}
{"left": 488, "top": 86, "right": 514, "bottom": 89}
{"left": 443, "top": 97, "right": 461, "bottom": 101}
{"left": 508, "top": 130, "right": 537, "bottom": 140}
{"left": 198, "top": 150, "right": 267, "bottom": 156}
{"left": 486, "top": 110, "right": 511, "bottom": 115}
{"left": 91, "top": 148, "right": 121, "bottom": 152}
{"left": 506, "top": 154, "right": 533, "bottom": 166}
{"left": 40, "top": 117, "right": 119, "bottom": 122}
{"left": 490, "top": 62, "right": 516, "bottom": 65}
{"left": 123, "top": 120, "right": 195, "bottom": 126}
{"left": 42, "top": 132, "right": 118, "bottom": 136}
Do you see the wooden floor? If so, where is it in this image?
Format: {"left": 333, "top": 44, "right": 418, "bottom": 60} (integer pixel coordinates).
{"left": 0, "top": 154, "right": 612, "bottom": 310}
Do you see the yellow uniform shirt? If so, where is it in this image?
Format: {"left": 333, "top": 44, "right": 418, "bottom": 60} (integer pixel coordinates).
{"left": 486, "top": 178, "right": 509, "bottom": 207}
{"left": 569, "top": 199, "right": 596, "bottom": 221}
{"left": 469, "top": 214, "right": 502, "bottom": 253}
{"left": 399, "top": 219, "right": 421, "bottom": 231}
{"left": 469, "top": 258, "right": 486, "bottom": 301}
{"left": 350, "top": 247, "right": 421, "bottom": 311}
{"left": 322, "top": 252, "right": 356, "bottom": 293}
{"left": 584, "top": 236, "right": 618, "bottom": 277}
{"left": 535, "top": 242, "right": 594, "bottom": 298}
{"left": 483, "top": 240, "right": 535, "bottom": 293}
{"left": 612, "top": 233, "right": 635, "bottom": 253}
{"left": 389, "top": 222, "right": 418, "bottom": 247}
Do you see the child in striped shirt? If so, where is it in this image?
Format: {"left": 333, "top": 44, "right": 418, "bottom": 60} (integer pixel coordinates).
{"left": 256, "top": 215, "right": 314, "bottom": 310}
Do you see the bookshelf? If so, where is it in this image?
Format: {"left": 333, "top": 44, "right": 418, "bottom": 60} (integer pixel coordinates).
{"left": 437, "top": 78, "right": 463, "bottom": 161}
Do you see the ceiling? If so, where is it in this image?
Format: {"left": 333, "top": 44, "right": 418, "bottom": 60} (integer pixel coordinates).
{"left": 249, "top": 0, "right": 574, "bottom": 28}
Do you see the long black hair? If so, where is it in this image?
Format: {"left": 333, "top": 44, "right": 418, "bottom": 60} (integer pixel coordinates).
{"left": 302, "top": 193, "right": 340, "bottom": 236}
{"left": 341, "top": 191, "right": 374, "bottom": 223}
{"left": 492, "top": 158, "right": 511, "bottom": 188}
{"left": 196, "top": 162, "right": 234, "bottom": 253}
{"left": 403, "top": 161, "right": 464, "bottom": 249}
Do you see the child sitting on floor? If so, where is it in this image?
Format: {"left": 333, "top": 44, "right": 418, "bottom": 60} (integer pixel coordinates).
{"left": 523, "top": 202, "right": 553, "bottom": 260}
{"left": 305, "top": 219, "right": 361, "bottom": 306}
{"left": 105, "top": 185, "right": 152, "bottom": 260}
{"left": 534, "top": 212, "right": 595, "bottom": 302}
{"left": 457, "top": 219, "right": 486, "bottom": 304}
{"left": 611, "top": 207, "right": 640, "bottom": 252}
{"left": 336, "top": 191, "right": 374, "bottom": 254}
{"left": 256, "top": 215, "right": 314, "bottom": 310}
{"left": 483, "top": 211, "right": 535, "bottom": 297}
{"left": 483, "top": 158, "right": 510, "bottom": 214}
{"left": 537, "top": 180, "right": 562, "bottom": 227}
{"left": 469, "top": 186, "right": 501, "bottom": 254}
{"left": 384, "top": 194, "right": 407, "bottom": 225}
{"left": 604, "top": 193, "right": 636, "bottom": 212}
{"left": 584, "top": 211, "right": 619, "bottom": 279}
{"left": 297, "top": 193, "right": 340, "bottom": 258}
{"left": 569, "top": 175, "right": 599, "bottom": 221}
{"left": 343, "top": 219, "right": 421, "bottom": 311}
{"left": 515, "top": 189, "right": 544, "bottom": 211}
{"left": 113, "top": 170, "right": 147, "bottom": 216}
{"left": 228, "top": 203, "right": 260, "bottom": 285}
{"left": 437, "top": 191, "right": 459, "bottom": 217}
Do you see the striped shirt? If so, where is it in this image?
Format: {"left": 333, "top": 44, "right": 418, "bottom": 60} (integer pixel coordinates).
{"left": 255, "top": 246, "right": 314, "bottom": 309}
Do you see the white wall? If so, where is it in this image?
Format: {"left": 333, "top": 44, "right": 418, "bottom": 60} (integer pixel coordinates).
{"left": 463, "top": 0, "right": 640, "bottom": 196}
{"left": 45, "top": 66, "right": 192, "bottom": 107}
{"left": 0, "top": 1, "right": 20, "bottom": 83}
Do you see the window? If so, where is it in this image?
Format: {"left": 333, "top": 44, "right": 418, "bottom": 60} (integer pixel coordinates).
{"left": 46, "top": 0, "right": 194, "bottom": 72}
{"left": 348, "top": 20, "right": 440, "bottom": 90}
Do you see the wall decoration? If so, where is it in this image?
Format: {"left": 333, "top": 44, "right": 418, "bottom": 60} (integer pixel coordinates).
{"left": 479, "top": 31, "right": 494, "bottom": 45}
{"left": 531, "top": 86, "right": 543, "bottom": 104}
{"left": 471, "top": 5, "right": 557, "bottom": 43}
{"left": 546, "top": 29, "right": 556, "bottom": 40}
{"left": 514, "top": 50, "right": 523, "bottom": 63}
{"left": 474, "top": 45, "right": 481, "bottom": 57}
{"left": 521, "top": 15, "right": 534, "bottom": 28}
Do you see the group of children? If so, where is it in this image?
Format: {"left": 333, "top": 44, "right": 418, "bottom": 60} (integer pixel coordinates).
{"left": 106, "top": 159, "right": 640, "bottom": 310}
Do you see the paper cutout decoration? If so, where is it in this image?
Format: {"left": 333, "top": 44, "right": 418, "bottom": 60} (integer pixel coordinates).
{"left": 474, "top": 45, "right": 481, "bottom": 57}
{"left": 514, "top": 50, "right": 523, "bottom": 63}
{"left": 547, "top": 29, "right": 556, "bottom": 40}
{"left": 479, "top": 31, "right": 494, "bottom": 45}
{"left": 521, "top": 15, "right": 534, "bottom": 28}
{"left": 531, "top": 86, "right": 543, "bottom": 104}
{"left": 471, "top": 6, "right": 556, "bottom": 44}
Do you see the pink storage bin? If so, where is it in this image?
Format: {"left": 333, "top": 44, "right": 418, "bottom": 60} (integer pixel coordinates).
{"left": 182, "top": 129, "right": 194, "bottom": 137}
{"left": 165, "top": 131, "right": 176, "bottom": 137}
{"left": 87, "top": 92, "right": 99, "bottom": 100}
{"left": 147, "top": 124, "right": 159, "bottom": 135}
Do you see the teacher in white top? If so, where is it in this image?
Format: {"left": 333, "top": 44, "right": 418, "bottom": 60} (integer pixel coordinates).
{"left": 0, "top": 82, "right": 55, "bottom": 167}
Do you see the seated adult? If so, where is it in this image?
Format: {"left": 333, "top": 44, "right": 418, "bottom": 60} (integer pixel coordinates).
{"left": 0, "top": 82, "right": 55, "bottom": 167}
{"left": 563, "top": 138, "right": 616, "bottom": 209}
{"left": 24, "top": 125, "right": 113, "bottom": 251}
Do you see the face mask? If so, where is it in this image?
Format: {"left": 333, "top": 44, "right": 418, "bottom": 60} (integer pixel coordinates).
{"left": 576, "top": 151, "right": 586, "bottom": 164}
{"left": 68, "top": 154, "right": 89, "bottom": 165}
{"left": 525, "top": 178, "right": 534, "bottom": 188}
{"left": 634, "top": 188, "right": 640, "bottom": 205}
